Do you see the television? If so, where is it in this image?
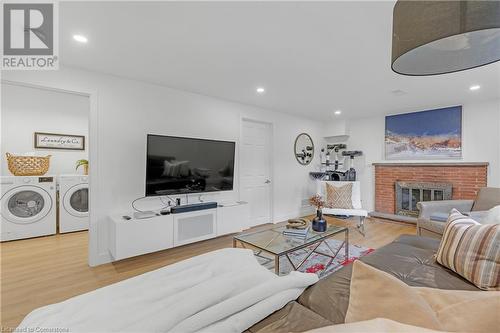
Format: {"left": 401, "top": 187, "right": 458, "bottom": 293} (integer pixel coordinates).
{"left": 146, "top": 134, "right": 235, "bottom": 196}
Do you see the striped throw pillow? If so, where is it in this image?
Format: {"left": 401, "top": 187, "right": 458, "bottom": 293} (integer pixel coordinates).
{"left": 326, "top": 183, "right": 353, "bottom": 209}
{"left": 436, "top": 209, "right": 500, "bottom": 291}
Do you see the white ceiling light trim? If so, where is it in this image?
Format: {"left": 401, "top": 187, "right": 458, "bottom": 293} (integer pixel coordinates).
{"left": 73, "top": 34, "right": 88, "bottom": 43}
{"left": 256, "top": 87, "right": 265, "bottom": 94}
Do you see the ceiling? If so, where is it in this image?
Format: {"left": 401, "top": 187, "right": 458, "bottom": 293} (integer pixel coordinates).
{"left": 60, "top": 1, "right": 500, "bottom": 120}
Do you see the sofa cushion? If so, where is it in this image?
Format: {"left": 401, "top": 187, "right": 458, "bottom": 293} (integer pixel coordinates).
{"left": 392, "top": 234, "right": 440, "bottom": 250}
{"left": 346, "top": 261, "right": 441, "bottom": 329}
{"left": 305, "top": 318, "right": 444, "bottom": 333}
{"left": 246, "top": 301, "right": 332, "bottom": 333}
{"left": 345, "top": 261, "right": 500, "bottom": 333}
{"left": 298, "top": 259, "right": 353, "bottom": 325}
{"left": 360, "top": 235, "right": 479, "bottom": 290}
{"left": 482, "top": 205, "right": 500, "bottom": 224}
{"left": 298, "top": 235, "right": 478, "bottom": 324}
{"left": 322, "top": 208, "right": 368, "bottom": 217}
{"left": 467, "top": 210, "right": 489, "bottom": 223}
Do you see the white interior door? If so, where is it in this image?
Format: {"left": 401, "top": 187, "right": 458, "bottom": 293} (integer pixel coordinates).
{"left": 240, "top": 119, "right": 272, "bottom": 228}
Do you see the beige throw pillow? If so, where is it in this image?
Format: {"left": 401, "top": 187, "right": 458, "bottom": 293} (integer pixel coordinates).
{"left": 436, "top": 209, "right": 500, "bottom": 290}
{"left": 345, "top": 261, "right": 500, "bottom": 332}
{"left": 325, "top": 183, "right": 353, "bottom": 209}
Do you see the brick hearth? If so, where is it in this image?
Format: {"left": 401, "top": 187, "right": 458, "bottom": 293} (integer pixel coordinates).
{"left": 373, "top": 163, "right": 489, "bottom": 215}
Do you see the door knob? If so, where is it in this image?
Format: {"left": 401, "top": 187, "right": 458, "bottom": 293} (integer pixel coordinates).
{"left": 265, "top": 180, "right": 271, "bottom": 184}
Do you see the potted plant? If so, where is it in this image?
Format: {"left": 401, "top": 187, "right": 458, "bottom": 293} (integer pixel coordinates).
{"left": 76, "top": 159, "right": 89, "bottom": 175}
{"left": 309, "top": 194, "right": 327, "bottom": 232}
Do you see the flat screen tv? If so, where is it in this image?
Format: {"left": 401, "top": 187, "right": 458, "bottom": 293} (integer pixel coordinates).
{"left": 146, "top": 134, "right": 235, "bottom": 196}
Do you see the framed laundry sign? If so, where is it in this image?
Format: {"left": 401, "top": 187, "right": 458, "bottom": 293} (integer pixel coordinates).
{"left": 34, "top": 132, "right": 85, "bottom": 150}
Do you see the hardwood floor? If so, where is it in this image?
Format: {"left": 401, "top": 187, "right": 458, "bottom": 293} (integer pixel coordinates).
{"left": 0, "top": 216, "right": 415, "bottom": 329}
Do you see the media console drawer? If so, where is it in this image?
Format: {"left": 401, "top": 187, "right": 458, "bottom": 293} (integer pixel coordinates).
{"left": 108, "top": 214, "right": 174, "bottom": 261}
{"left": 173, "top": 208, "right": 217, "bottom": 247}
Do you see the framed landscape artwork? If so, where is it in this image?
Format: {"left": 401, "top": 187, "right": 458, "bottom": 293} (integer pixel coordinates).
{"left": 385, "top": 106, "right": 462, "bottom": 160}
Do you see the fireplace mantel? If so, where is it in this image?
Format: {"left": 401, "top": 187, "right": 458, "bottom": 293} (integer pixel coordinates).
{"left": 372, "top": 162, "right": 489, "bottom": 167}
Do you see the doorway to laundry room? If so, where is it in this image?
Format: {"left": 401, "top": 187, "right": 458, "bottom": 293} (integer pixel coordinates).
{"left": 1, "top": 82, "right": 90, "bottom": 243}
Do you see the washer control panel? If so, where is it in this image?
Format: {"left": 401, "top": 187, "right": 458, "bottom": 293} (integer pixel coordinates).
{"left": 38, "top": 177, "right": 54, "bottom": 183}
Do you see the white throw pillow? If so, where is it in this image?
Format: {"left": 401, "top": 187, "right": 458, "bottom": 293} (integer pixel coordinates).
{"left": 482, "top": 205, "right": 500, "bottom": 224}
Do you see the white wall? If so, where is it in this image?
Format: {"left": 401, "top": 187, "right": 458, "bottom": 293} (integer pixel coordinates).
{"left": 345, "top": 99, "right": 500, "bottom": 211}
{"left": 1, "top": 67, "right": 325, "bottom": 266}
{"left": 1, "top": 84, "right": 89, "bottom": 176}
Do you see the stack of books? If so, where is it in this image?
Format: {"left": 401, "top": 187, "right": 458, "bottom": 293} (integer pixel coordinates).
{"left": 283, "top": 226, "right": 310, "bottom": 239}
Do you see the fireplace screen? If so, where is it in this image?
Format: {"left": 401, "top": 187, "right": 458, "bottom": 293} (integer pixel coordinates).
{"left": 396, "top": 182, "right": 452, "bottom": 217}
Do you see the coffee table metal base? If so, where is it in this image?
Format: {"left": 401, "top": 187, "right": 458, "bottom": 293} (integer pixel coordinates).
{"left": 233, "top": 228, "right": 349, "bottom": 275}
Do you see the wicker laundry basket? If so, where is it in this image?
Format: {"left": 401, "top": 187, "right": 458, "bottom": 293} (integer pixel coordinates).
{"left": 6, "top": 153, "right": 51, "bottom": 176}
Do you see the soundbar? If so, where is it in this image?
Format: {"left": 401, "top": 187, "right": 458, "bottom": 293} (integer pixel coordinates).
{"left": 171, "top": 202, "right": 218, "bottom": 214}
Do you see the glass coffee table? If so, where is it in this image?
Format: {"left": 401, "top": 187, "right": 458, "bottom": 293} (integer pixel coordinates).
{"left": 233, "top": 224, "right": 348, "bottom": 275}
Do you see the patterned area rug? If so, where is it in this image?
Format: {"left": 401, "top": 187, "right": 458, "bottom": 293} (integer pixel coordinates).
{"left": 257, "top": 239, "right": 374, "bottom": 279}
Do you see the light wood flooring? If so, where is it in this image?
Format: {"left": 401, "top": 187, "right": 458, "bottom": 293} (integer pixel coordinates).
{"left": 1, "top": 216, "right": 415, "bottom": 329}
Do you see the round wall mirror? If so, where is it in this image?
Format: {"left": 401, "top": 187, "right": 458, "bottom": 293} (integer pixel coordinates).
{"left": 294, "top": 133, "right": 314, "bottom": 165}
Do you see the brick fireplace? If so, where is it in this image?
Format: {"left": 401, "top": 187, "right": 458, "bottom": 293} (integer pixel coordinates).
{"left": 373, "top": 163, "right": 488, "bottom": 217}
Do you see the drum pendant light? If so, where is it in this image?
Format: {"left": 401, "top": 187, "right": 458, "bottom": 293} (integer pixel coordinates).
{"left": 392, "top": 1, "right": 500, "bottom": 76}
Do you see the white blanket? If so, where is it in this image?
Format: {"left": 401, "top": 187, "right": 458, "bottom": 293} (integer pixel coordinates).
{"left": 18, "top": 248, "right": 318, "bottom": 333}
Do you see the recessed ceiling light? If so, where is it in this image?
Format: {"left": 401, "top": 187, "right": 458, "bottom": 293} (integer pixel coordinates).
{"left": 469, "top": 85, "right": 480, "bottom": 91}
{"left": 334, "top": 110, "right": 342, "bottom": 115}
{"left": 391, "top": 89, "right": 407, "bottom": 96}
{"left": 73, "top": 34, "right": 88, "bottom": 43}
{"left": 256, "top": 87, "right": 265, "bottom": 94}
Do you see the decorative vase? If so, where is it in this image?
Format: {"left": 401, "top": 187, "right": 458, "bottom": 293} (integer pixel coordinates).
{"left": 312, "top": 209, "right": 327, "bottom": 232}
{"left": 83, "top": 164, "right": 89, "bottom": 175}
{"left": 316, "top": 209, "right": 323, "bottom": 220}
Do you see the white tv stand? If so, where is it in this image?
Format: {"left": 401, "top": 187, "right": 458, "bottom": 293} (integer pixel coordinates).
{"left": 108, "top": 201, "right": 249, "bottom": 261}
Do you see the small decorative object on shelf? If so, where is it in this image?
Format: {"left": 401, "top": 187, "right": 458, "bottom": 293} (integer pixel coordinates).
{"left": 283, "top": 219, "right": 310, "bottom": 238}
{"left": 286, "top": 218, "right": 308, "bottom": 229}
{"left": 309, "top": 194, "right": 327, "bottom": 232}
{"left": 76, "top": 159, "right": 89, "bottom": 175}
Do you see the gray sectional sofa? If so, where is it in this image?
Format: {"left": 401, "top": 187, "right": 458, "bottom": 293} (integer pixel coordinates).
{"left": 247, "top": 235, "right": 478, "bottom": 332}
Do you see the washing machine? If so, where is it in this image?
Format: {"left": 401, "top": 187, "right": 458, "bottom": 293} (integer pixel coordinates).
{"left": 58, "top": 174, "right": 89, "bottom": 233}
{"left": 1, "top": 176, "right": 57, "bottom": 241}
